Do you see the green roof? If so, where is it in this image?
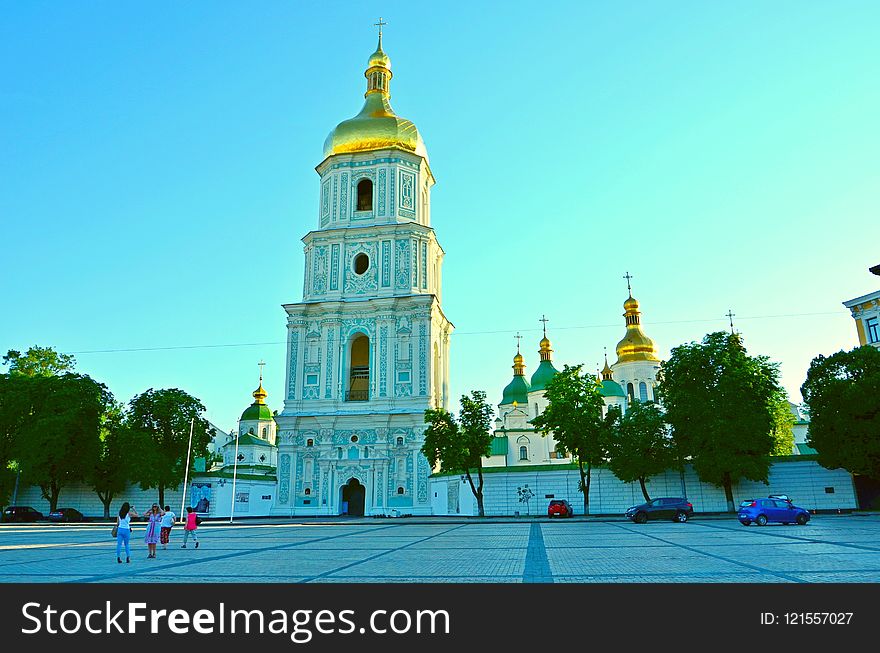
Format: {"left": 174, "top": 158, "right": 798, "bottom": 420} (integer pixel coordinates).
{"left": 600, "top": 379, "right": 626, "bottom": 398}
{"left": 796, "top": 443, "right": 818, "bottom": 455}
{"left": 240, "top": 402, "right": 274, "bottom": 421}
{"left": 500, "top": 375, "right": 530, "bottom": 406}
{"left": 233, "top": 433, "right": 276, "bottom": 448}
{"left": 529, "top": 360, "right": 559, "bottom": 392}
{"left": 489, "top": 437, "right": 509, "bottom": 456}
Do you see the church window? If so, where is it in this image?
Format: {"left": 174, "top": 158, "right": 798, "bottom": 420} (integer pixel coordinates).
{"left": 248, "top": 427, "right": 254, "bottom": 435}
{"left": 867, "top": 317, "right": 879, "bottom": 344}
{"left": 351, "top": 434, "right": 359, "bottom": 443}
{"left": 306, "top": 439, "right": 314, "bottom": 447}
{"left": 306, "top": 373, "right": 318, "bottom": 385}
{"left": 356, "top": 179, "right": 373, "bottom": 211}
{"left": 364, "top": 446, "right": 369, "bottom": 458}
{"left": 262, "top": 427, "right": 267, "bottom": 438}
{"left": 353, "top": 253, "right": 370, "bottom": 275}
{"left": 396, "top": 436, "right": 404, "bottom": 446}
{"left": 534, "top": 404, "right": 539, "bottom": 418}
{"left": 519, "top": 446, "right": 528, "bottom": 461}
{"left": 639, "top": 382, "right": 649, "bottom": 402}
{"left": 397, "top": 486, "right": 405, "bottom": 495}
{"left": 397, "top": 371, "right": 410, "bottom": 383}
{"left": 304, "top": 488, "right": 311, "bottom": 495}
{"left": 627, "top": 383, "right": 635, "bottom": 401}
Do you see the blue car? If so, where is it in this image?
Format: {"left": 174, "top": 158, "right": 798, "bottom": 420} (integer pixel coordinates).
{"left": 738, "top": 497, "right": 810, "bottom": 526}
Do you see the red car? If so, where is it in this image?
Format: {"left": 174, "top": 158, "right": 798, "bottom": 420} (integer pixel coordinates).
{"left": 548, "top": 500, "right": 573, "bottom": 518}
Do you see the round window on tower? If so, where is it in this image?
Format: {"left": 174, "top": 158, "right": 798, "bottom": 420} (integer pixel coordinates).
{"left": 353, "top": 253, "right": 369, "bottom": 275}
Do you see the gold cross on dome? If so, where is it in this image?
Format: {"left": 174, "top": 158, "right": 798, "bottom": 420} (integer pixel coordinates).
{"left": 514, "top": 332, "right": 522, "bottom": 354}
{"left": 374, "top": 17, "right": 387, "bottom": 38}
{"left": 258, "top": 359, "right": 266, "bottom": 381}
{"left": 726, "top": 310, "right": 736, "bottom": 334}
{"left": 539, "top": 315, "right": 549, "bottom": 337}
{"left": 623, "top": 271, "right": 633, "bottom": 295}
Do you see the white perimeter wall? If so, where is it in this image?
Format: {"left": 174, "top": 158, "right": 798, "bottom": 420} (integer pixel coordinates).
{"left": 429, "top": 460, "right": 857, "bottom": 516}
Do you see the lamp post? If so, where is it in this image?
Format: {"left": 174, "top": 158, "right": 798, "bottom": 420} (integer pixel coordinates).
{"left": 229, "top": 431, "right": 240, "bottom": 524}
{"left": 179, "top": 418, "right": 195, "bottom": 523}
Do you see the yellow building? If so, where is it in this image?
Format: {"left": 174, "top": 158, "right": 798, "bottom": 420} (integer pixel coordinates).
{"left": 843, "top": 264, "right": 880, "bottom": 348}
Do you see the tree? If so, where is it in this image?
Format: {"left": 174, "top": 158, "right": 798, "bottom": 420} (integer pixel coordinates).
{"left": 126, "top": 388, "right": 214, "bottom": 506}
{"left": 422, "top": 390, "right": 494, "bottom": 517}
{"left": 88, "top": 402, "right": 132, "bottom": 518}
{"left": 11, "top": 373, "right": 110, "bottom": 511}
{"left": 801, "top": 346, "right": 880, "bottom": 480}
{"left": 658, "top": 332, "right": 782, "bottom": 512}
{"left": 3, "top": 346, "right": 76, "bottom": 377}
{"left": 532, "top": 365, "right": 607, "bottom": 515}
{"left": 769, "top": 395, "right": 796, "bottom": 456}
{"left": 606, "top": 401, "right": 677, "bottom": 502}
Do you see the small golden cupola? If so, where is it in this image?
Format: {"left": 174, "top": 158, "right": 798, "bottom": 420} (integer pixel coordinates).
{"left": 615, "top": 275, "right": 659, "bottom": 365}
{"left": 322, "top": 21, "right": 428, "bottom": 162}
{"left": 500, "top": 334, "right": 531, "bottom": 406}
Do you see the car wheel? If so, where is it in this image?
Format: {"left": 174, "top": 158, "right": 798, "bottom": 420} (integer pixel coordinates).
{"left": 796, "top": 514, "right": 808, "bottom": 526}
{"left": 674, "top": 511, "right": 688, "bottom": 523}
{"left": 756, "top": 514, "right": 768, "bottom": 526}
{"left": 634, "top": 512, "right": 648, "bottom": 524}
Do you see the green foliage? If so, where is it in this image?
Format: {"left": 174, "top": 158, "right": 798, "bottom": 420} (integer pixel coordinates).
{"left": 802, "top": 346, "right": 880, "bottom": 480}
{"left": 423, "top": 390, "right": 493, "bottom": 516}
{"left": 658, "top": 331, "right": 783, "bottom": 510}
{"left": 532, "top": 364, "right": 607, "bottom": 513}
{"left": 769, "top": 395, "right": 796, "bottom": 456}
{"left": 126, "top": 388, "right": 214, "bottom": 505}
{"left": 87, "top": 402, "right": 133, "bottom": 517}
{"left": 7, "top": 373, "right": 111, "bottom": 511}
{"left": 606, "top": 401, "right": 676, "bottom": 501}
{"left": 3, "top": 346, "right": 76, "bottom": 377}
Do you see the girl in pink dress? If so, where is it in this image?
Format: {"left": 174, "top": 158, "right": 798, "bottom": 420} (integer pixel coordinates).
{"left": 144, "top": 504, "right": 162, "bottom": 558}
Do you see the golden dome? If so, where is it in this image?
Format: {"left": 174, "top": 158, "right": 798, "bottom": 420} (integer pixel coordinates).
{"left": 615, "top": 294, "right": 659, "bottom": 364}
{"left": 252, "top": 382, "right": 267, "bottom": 405}
{"left": 322, "top": 35, "right": 428, "bottom": 162}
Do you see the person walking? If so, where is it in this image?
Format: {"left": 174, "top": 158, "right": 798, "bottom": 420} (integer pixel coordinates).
{"left": 115, "top": 502, "right": 140, "bottom": 564}
{"left": 181, "top": 506, "right": 200, "bottom": 549}
{"left": 144, "top": 504, "right": 162, "bottom": 558}
{"left": 159, "top": 505, "right": 176, "bottom": 550}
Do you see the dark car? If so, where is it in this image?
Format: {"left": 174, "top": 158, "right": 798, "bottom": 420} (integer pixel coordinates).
{"left": 1, "top": 506, "right": 44, "bottom": 523}
{"left": 626, "top": 497, "right": 694, "bottom": 523}
{"left": 47, "top": 508, "right": 84, "bottom": 523}
{"left": 738, "top": 498, "right": 810, "bottom": 526}
{"left": 548, "top": 499, "right": 573, "bottom": 518}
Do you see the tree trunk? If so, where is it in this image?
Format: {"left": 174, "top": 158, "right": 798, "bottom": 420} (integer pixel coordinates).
{"left": 476, "top": 464, "right": 485, "bottom": 517}
{"left": 639, "top": 477, "right": 651, "bottom": 502}
{"left": 158, "top": 484, "right": 165, "bottom": 508}
{"left": 722, "top": 472, "right": 735, "bottom": 512}
{"left": 97, "top": 491, "right": 113, "bottom": 519}
{"left": 464, "top": 469, "right": 484, "bottom": 517}
{"left": 41, "top": 480, "right": 60, "bottom": 512}
{"left": 578, "top": 460, "right": 591, "bottom": 515}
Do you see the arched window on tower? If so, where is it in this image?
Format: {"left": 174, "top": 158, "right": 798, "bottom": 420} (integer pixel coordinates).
{"left": 639, "top": 382, "right": 648, "bottom": 402}
{"left": 627, "top": 383, "right": 635, "bottom": 401}
{"left": 356, "top": 179, "right": 373, "bottom": 211}
{"left": 347, "top": 334, "right": 370, "bottom": 401}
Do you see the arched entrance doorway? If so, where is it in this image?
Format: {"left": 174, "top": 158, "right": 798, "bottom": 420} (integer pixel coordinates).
{"left": 341, "top": 478, "right": 366, "bottom": 516}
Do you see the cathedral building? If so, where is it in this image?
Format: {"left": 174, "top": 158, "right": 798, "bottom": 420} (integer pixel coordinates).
{"left": 487, "top": 286, "right": 660, "bottom": 467}
{"left": 272, "top": 31, "right": 453, "bottom": 516}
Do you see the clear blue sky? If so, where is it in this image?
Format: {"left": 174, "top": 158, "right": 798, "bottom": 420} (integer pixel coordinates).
{"left": 2, "top": 2, "right": 878, "bottom": 431}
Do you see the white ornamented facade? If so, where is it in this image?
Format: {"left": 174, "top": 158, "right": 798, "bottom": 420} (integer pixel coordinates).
{"left": 273, "top": 33, "right": 453, "bottom": 516}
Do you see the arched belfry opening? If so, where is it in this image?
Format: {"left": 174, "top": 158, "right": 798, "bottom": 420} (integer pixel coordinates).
{"left": 347, "top": 334, "right": 370, "bottom": 401}
{"left": 356, "top": 179, "right": 373, "bottom": 211}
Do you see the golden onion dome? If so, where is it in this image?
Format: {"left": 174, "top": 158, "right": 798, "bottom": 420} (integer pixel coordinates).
{"left": 252, "top": 382, "right": 268, "bottom": 405}
{"left": 615, "top": 294, "right": 660, "bottom": 364}
{"left": 322, "top": 35, "right": 428, "bottom": 162}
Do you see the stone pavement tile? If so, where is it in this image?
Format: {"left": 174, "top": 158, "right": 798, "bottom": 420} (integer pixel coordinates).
{"left": 747, "top": 553, "right": 880, "bottom": 573}
{"left": 553, "top": 573, "right": 790, "bottom": 583}
{"left": 317, "top": 576, "right": 523, "bottom": 583}
{"left": 323, "top": 549, "right": 526, "bottom": 579}
{"left": 788, "top": 570, "right": 880, "bottom": 582}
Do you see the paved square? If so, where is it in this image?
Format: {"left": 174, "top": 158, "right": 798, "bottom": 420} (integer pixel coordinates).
{"left": 1, "top": 515, "right": 879, "bottom": 583}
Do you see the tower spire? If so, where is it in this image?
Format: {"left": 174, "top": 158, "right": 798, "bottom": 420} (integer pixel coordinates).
{"left": 374, "top": 16, "right": 386, "bottom": 48}
{"left": 623, "top": 271, "right": 633, "bottom": 297}
{"left": 726, "top": 309, "right": 736, "bottom": 335}
{"left": 252, "top": 361, "right": 268, "bottom": 404}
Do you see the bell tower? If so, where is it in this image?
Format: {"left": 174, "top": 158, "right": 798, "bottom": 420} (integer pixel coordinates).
{"left": 273, "top": 25, "right": 453, "bottom": 517}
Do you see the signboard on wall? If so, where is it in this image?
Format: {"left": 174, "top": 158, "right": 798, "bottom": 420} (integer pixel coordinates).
{"left": 235, "top": 491, "right": 249, "bottom": 513}
{"left": 190, "top": 483, "right": 212, "bottom": 513}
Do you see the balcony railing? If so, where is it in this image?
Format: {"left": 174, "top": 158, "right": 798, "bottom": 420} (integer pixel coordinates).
{"left": 345, "top": 390, "right": 369, "bottom": 402}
